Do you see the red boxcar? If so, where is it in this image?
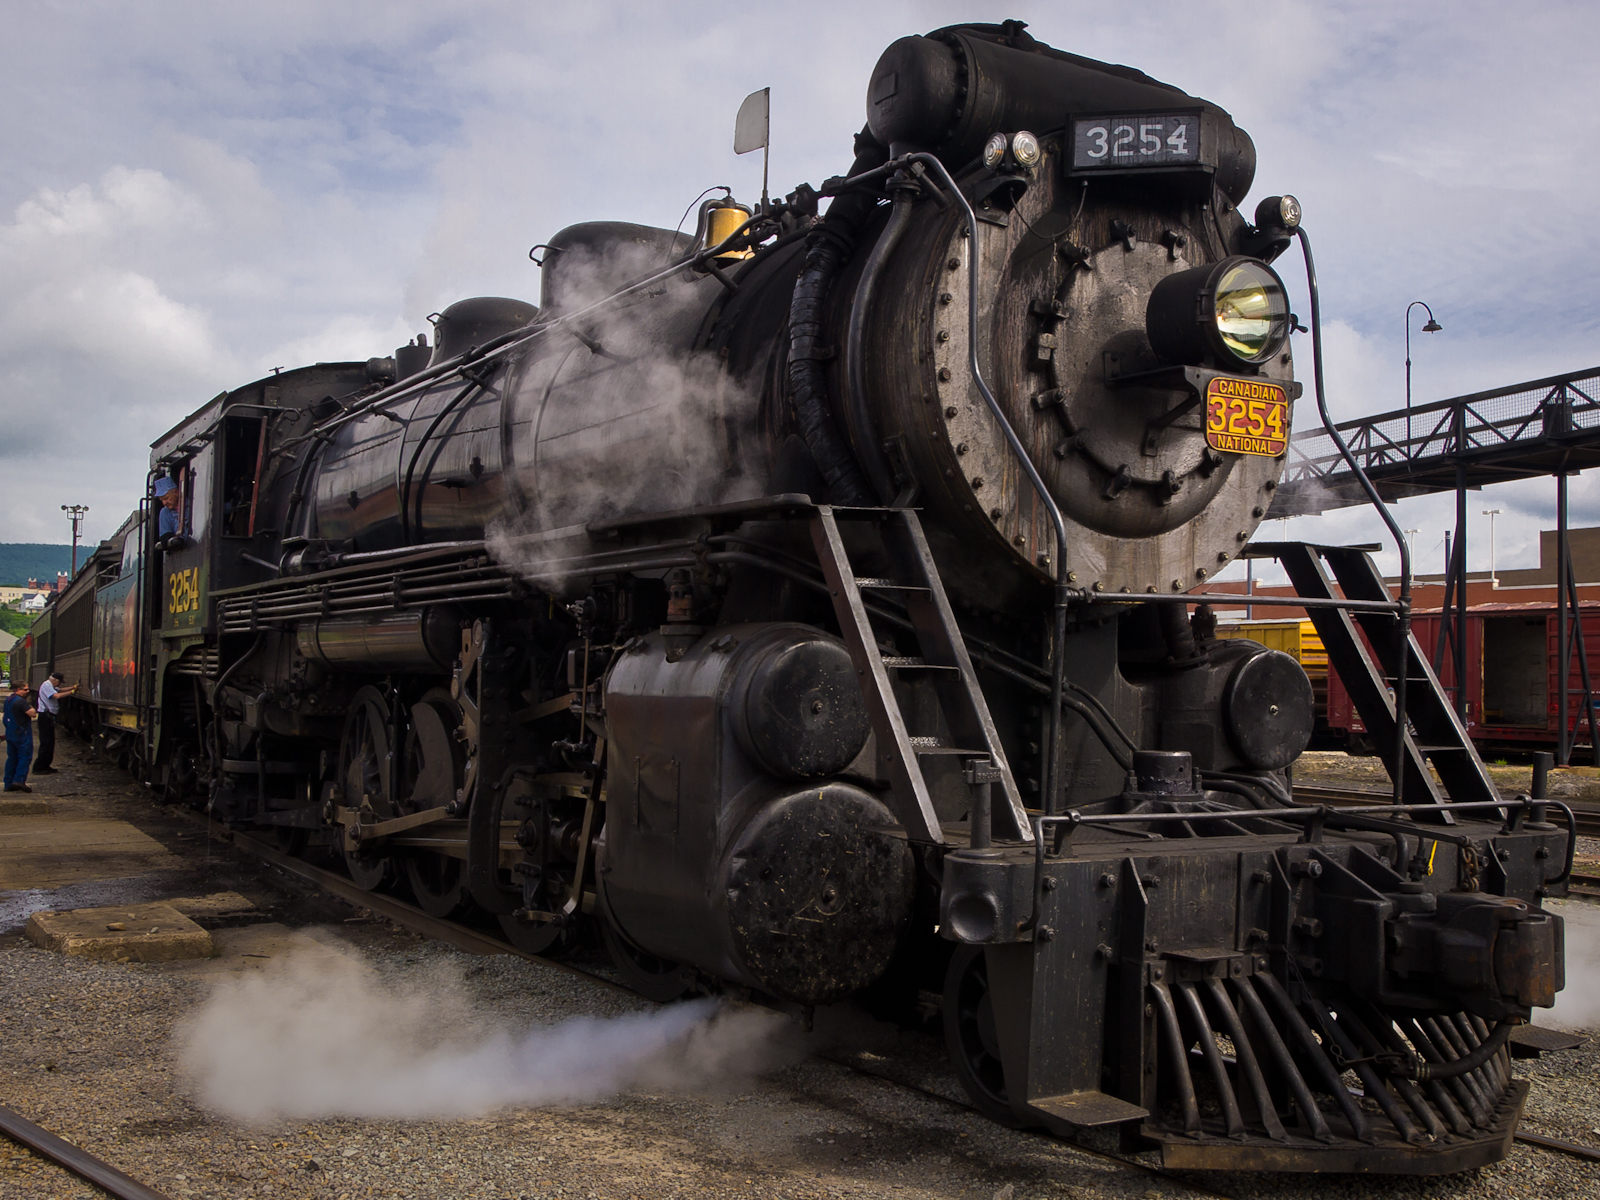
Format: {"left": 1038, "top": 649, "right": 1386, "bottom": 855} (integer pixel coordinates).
{"left": 1324, "top": 602, "right": 1600, "bottom": 761}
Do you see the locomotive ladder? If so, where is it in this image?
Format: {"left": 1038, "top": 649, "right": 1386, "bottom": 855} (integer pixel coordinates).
{"left": 1264, "top": 542, "right": 1500, "bottom": 815}
{"left": 810, "top": 505, "right": 1030, "bottom": 846}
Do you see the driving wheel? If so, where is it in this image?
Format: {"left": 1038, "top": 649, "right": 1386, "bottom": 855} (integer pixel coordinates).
{"left": 400, "top": 690, "right": 473, "bottom": 919}
{"left": 338, "top": 685, "right": 398, "bottom": 891}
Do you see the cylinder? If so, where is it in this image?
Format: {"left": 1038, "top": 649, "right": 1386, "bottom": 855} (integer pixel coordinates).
{"left": 295, "top": 608, "right": 461, "bottom": 673}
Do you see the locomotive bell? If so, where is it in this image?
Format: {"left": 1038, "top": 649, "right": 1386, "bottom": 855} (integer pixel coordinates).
{"left": 706, "top": 203, "right": 755, "bottom": 260}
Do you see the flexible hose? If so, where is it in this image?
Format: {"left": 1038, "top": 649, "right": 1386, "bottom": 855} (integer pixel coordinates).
{"left": 787, "top": 129, "right": 887, "bottom": 504}
{"left": 1405, "top": 1020, "right": 1514, "bottom": 1082}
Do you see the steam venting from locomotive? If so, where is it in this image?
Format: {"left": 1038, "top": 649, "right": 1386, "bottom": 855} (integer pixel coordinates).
{"left": 179, "top": 951, "right": 791, "bottom": 1121}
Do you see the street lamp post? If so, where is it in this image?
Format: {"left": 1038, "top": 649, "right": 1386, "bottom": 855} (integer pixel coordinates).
{"left": 1482, "top": 509, "right": 1501, "bottom": 586}
{"left": 1405, "top": 301, "right": 1442, "bottom": 446}
{"left": 61, "top": 505, "right": 88, "bottom": 575}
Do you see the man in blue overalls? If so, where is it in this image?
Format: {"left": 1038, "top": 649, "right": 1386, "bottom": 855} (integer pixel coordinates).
{"left": 4, "top": 680, "right": 37, "bottom": 793}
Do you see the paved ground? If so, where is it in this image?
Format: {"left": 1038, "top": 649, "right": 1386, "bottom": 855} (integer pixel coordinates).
{"left": 1, "top": 738, "right": 1598, "bottom": 1200}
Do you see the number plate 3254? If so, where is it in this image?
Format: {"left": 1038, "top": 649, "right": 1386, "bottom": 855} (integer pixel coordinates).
{"left": 1205, "top": 377, "right": 1288, "bottom": 457}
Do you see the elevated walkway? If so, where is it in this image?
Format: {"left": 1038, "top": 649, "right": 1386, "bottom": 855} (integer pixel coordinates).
{"left": 1270, "top": 366, "right": 1600, "bottom": 517}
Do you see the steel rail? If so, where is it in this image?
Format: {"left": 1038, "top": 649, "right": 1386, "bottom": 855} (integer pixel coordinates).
{"left": 1513, "top": 1130, "right": 1600, "bottom": 1163}
{"left": 0, "top": 1103, "right": 175, "bottom": 1200}
{"left": 898, "top": 151, "right": 1072, "bottom": 822}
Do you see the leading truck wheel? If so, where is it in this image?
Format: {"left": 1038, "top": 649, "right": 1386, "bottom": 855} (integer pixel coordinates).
{"left": 600, "top": 912, "right": 695, "bottom": 1002}
{"left": 943, "top": 945, "right": 1030, "bottom": 1129}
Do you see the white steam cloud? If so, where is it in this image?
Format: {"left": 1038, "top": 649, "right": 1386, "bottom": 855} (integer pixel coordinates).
{"left": 178, "top": 949, "right": 792, "bottom": 1122}
{"left": 484, "top": 232, "right": 764, "bottom": 593}
{"left": 1546, "top": 899, "right": 1600, "bottom": 1032}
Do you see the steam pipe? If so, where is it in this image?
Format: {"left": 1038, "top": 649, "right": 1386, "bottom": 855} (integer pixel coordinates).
{"left": 844, "top": 184, "right": 917, "bottom": 502}
{"left": 1296, "top": 228, "right": 1412, "bottom": 806}
{"left": 398, "top": 377, "right": 485, "bottom": 542}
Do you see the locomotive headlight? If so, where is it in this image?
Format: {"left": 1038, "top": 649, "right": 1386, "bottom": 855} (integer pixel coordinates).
{"left": 1146, "top": 255, "right": 1292, "bottom": 368}
{"left": 1011, "top": 130, "right": 1041, "bottom": 167}
{"left": 982, "top": 132, "right": 1009, "bottom": 170}
{"left": 1213, "top": 261, "right": 1289, "bottom": 362}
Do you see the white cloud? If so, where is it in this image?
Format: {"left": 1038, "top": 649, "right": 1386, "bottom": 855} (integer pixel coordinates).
{"left": 0, "top": 0, "right": 1597, "bottom": 551}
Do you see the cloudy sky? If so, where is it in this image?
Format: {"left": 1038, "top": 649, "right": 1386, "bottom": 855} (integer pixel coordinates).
{"left": 2, "top": 1, "right": 1596, "bottom": 579}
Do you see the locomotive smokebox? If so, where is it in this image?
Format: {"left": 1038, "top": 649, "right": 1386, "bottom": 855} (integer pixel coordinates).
{"left": 866, "top": 23, "right": 1256, "bottom": 202}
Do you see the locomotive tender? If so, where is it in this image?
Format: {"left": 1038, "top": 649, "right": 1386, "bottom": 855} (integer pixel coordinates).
{"left": 26, "top": 22, "right": 1569, "bottom": 1173}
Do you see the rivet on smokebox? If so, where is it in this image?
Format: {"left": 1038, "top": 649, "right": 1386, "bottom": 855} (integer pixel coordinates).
{"left": 938, "top": 367, "right": 952, "bottom": 381}
{"left": 944, "top": 406, "right": 958, "bottom": 418}
{"left": 971, "top": 477, "right": 984, "bottom": 489}
{"left": 1196, "top": 568, "right": 1208, "bottom": 580}
{"left": 989, "top": 508, "right": 1003, "bottom": 521}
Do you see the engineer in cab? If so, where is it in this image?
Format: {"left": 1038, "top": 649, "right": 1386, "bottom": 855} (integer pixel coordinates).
{"left": 155, "top": 476, "right": 183, "bottom": 546}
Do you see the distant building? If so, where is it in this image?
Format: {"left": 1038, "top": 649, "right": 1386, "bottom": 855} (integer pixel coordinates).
{"left": 0, "top": 586, "right": 24, "bottom": 607}
{"left": 20, "top": 593, "right": 47, "bottom": 614}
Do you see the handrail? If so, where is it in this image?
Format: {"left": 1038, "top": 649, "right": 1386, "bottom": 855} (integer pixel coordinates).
{"left": 896, "top": 152, "right": 1073, "bottom": 821}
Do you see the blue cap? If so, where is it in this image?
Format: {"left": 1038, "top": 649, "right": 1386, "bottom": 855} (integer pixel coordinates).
{"left": 154, "top": 477, "right": 177, "bottom": 497}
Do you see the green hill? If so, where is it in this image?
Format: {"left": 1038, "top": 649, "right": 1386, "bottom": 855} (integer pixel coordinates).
{"left": 0, "top": 544, "right": 74, "bottom": 586}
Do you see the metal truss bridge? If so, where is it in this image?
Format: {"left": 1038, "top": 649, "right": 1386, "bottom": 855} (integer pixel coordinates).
{"left": 1269, "top": 366, "right": 1600, "bottom": 518}
{"left": 1262, "top": 364, "right": 1600, "bottom": 763}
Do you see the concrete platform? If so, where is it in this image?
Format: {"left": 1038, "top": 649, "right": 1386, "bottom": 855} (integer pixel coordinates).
{"left": 24, "top": 900, "right": 215, "bottom": 962}
{"left": 0, "top": 816, "right": 182, "bottom": 889}
{"left": 0, "top": 797, "right": 50, "bottom": 816}
{"left": 168, "top": 890, "right": 256, "bottom": 918}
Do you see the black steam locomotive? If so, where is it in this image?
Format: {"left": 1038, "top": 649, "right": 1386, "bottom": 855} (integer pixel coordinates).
{"left": 23, "top": 21, "right": 1567, "bottom": 1173}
